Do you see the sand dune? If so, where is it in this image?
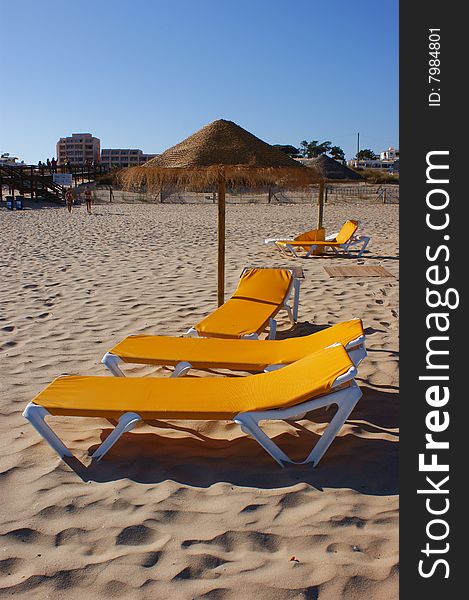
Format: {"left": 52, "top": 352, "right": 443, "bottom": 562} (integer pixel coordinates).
{"left": 0, "top": 201, "right": 398, "bottom": 599}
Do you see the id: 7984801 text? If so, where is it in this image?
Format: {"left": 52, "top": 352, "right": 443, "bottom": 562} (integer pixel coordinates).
{"left": 428, "top": 28, "right": 441, "bottom": 107}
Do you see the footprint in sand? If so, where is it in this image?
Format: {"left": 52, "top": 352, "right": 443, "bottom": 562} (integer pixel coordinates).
{"left": 140, "top": 551, "right": 161, "bottom": 568}
{"left": 2, "top": 340, "right": 17, "bottom": 348}
{"left": 0, "top": 556, "right": 21, "bottom": 576}
{"left": 1, "top": 325, "right": 15, "bottom": 333}
{"left": 172, "top": 555, "right": 228, "bottom": 580}
{"left": 115, "top": 524, "right": 156, "bottom": 546}
{"left": 240, "top": 504, "right": 265, "bottom": 514}
{"left": 4, "top": 527, "right": 44, "bottom": 543}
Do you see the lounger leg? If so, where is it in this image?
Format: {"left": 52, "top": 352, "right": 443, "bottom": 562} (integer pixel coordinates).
{"left": 185, "top": 327, "right": 199, "bottom": 337}
{"left": 102, "top": 353, "right": 125, "bottom": 377}
{"left": 91, "top": 412, "right": 142, "bottom": 461}
{"left": 234, "top": 382, "right": 362, "bottom": 468}
{"left": 23, "top": 402, "right": 73, "bottom": 459}
{"left": 292, "top": 279, "right": 301, "bottom": 322}
{"left": 340, "top": 243, "right": 354, "bottom": 257}
{"left": 282, "top": 302, "right": 294, "bottom": 326}
{"left": 171, "top": 361, "right": 192, "bottom": 377}
{"left": 305, "top": 384, "right": 362, "bottom": 466}
{"left": 357, "top": 236, "right": 370, "bottom": 257}
{"left": 282, "top": 278, "right": 297, "bottom": 325}
{"left": 285, "top": 244, "right": 299, "bottom": 258}
{"left": 234, "top": 414, "right": 291, "bottom": 467}
{"left": 274, "top": 242, "right": 291, "bottom": 257}
{"left": 342, "top": 237, "right": 371, "bottom": 258}
{"left": 304, "top": 244, "right": 318, "bottom": 258}
{"left": 267, "top": 318, "right": 277, "bottom": 340}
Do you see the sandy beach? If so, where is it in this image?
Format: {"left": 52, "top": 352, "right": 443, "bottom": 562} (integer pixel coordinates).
{"left": 0, "top": 201, "right": 398, "bottom": 599}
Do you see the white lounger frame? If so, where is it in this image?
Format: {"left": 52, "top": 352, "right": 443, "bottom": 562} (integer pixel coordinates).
{"left": 101, "top": 332, "right": 366, "bottom": 379}
{"left": 264, "top": 231, "right": 338, "bottom": 245}
{"left": 274, "top": 235, "right": 370, "bottom": 259}
{"left": 22, "top": 365, "right": 361, "bottom": 468}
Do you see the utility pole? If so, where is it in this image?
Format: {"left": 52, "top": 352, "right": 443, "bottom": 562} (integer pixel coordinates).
{"left": 357, "top": 132, "right": 360, "bottom": 158}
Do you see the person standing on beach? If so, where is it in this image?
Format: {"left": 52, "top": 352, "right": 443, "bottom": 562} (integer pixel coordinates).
{"left": 84, "top": 188, "right": 93, "bottom": 214}
{"left": 65, "top": 188, "right": 74, "bottom": 214}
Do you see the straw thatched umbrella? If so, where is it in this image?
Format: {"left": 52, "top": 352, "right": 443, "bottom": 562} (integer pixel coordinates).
{"left": 121, "top": 119, "right": 321, "bottom": 306}
{"left": 296, "top": 156, "right": 363, "bottom": 229}
{"left": 299, "top": 155, "right": 363, "bottom": 181}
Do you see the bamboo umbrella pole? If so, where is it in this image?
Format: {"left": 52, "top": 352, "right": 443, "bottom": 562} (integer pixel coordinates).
{"left": 217, "top": 172, "right": 226, "bottom": 307}
{"left": 317, "top": 181, "right": 325, "bottom": 229}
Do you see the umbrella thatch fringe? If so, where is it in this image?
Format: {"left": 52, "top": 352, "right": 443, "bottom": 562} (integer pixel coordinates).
{"left": 119, "top": 165, "right": 320, "bottom": 192}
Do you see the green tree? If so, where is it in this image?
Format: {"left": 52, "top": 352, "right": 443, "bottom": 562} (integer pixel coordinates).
{"left": 299, "top": 139, "right": 332, "bottom": 158}
{"left": 328, "top": 146, "right": 345, "bottom": 162}
{"left": 356, "top": 149, "right": 378, "bottom": 160}
{"left": 299, "top": 140, "right": 310, "bottom": 157}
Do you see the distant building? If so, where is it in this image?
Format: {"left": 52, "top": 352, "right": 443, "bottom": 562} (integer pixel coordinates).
{"left": 56, "top": 133, "right": 101, "bottom": 165}
{"left": 100, "top": 148, "right": 158, "bottom": 168}
{"left": 380, "top": 147, "right": 399, "bottom": 161}
{"left": 348, "top": 158, "right": 386, "bottom": 169}
{"left": 347, "top": 147, "right": 399, "bottom": 172}
{"left": 348, "top": 158, "right": 400, "bottom": 173}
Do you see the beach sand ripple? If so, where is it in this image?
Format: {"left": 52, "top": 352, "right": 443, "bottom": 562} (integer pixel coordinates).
{"left": 0, "top": 202, "right": 398, "bottom": 599}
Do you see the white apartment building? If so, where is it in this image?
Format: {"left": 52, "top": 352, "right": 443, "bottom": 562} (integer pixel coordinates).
{"left": 348, "top": 147, "right": 399, "bottom": 172}
{"left": 380, "top": 147, "right": 399, "bottom": 161}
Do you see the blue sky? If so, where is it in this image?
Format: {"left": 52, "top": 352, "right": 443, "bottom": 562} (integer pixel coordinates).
{"left": 1, "top": 0, "right": 398, "bottom": 163}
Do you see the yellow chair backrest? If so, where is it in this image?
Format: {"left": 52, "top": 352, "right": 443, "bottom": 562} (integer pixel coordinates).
{"left": 233, "top": 268, "right": 293, "bottom": 305}
{"left": 336, "top": 220, "right": 359, "bottom": 244}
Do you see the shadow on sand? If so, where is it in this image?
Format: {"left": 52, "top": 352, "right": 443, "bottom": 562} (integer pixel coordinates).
{"left": 64, "top": 384, "right": 398, "bottom": 496}
{"left": 276, "top": 321, "right": 393, "bottom": 341}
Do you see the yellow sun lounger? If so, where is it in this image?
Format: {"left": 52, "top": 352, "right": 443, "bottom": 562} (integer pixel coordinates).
{"left": 186, "top": 267, "right": 301, "bottom": 340}
{"left": 270, "top": 220, "right": 370, "bottom": 258}
{"left": 23, "top": 344, "right": 361, "bottom": 468}
{"left": 102, "top": 319, "right": 366, "bottom": 378}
